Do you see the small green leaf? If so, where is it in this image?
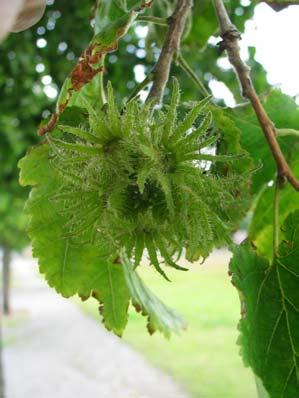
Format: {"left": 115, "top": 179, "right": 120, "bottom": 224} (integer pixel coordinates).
{"left": 121, "top": 250, "right": 186, "bottom": 337}
{"left": 53, "top": 10, "right": 138, "bottom": 126}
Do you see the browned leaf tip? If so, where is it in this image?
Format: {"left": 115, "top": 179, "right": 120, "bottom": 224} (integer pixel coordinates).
{"left": 37, "top": 113, "right": 58, "bottom": 136}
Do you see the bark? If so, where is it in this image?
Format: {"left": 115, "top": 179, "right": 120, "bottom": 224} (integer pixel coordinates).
{"left": 0, "top": 322, "right": 4, "bottom": 398}
{"left": 2, "top": 246, "right": 11, "bottom": 316}
{"left": 146, "top": 0, "right": 193, "bottom": 104}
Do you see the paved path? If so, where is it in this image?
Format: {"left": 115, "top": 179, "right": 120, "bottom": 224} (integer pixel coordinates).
{"left": 3, "top": 254, "right": 189, "bottom": 398}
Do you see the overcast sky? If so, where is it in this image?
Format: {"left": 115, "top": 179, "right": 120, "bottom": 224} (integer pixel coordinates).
{"left": 211, "top": 3, "right": 299, "bottom": 105}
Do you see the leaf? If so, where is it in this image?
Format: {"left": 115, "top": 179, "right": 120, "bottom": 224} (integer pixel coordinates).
{"left": 45, "top": 10, "right": 138, "bottom": 134}
{"left": 94, "top": 0, "right": 139, "bottom": 33}
{"left": 184, "top": 0, "right": 218, "bottom": 49}
{"left": 184, "top": 0, "right": 255, "bottom": 49}
{"left": 211, "top": 105, "right": 254, "bottom": 176}
{"left": 91, "top": 262, "right": 130, "bottom": 336}
{"left": 229, "top": 210, "right": 299, "bottom": 398}
{"left": 256, "top": 376, "right": 271, "bottom": 398}
{"left": 121, "top": 251, "right": 186, "bottom": 338}
{"left": 249, "top": 158, "right": 299, "bottom": 260}
{"left": 18, "top": 145, "right": 130, "bottom": 336}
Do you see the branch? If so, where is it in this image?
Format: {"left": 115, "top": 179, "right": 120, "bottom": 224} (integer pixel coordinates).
{"left": 146, "top": 0, "right": 193, "bottom": 104}
{"left": 136, "top": 15, "right": 168, "bottom": 26}
{"left": 212, "top": 0, "right": 299, "bottom": 191}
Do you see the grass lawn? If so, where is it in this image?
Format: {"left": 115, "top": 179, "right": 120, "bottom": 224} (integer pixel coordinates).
{"left": 81, "top": 251, "right": 257, "bottom": 398}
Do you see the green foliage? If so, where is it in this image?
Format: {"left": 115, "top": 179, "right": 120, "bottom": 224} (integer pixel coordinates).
{"left": 0, "top": 0, "right": 97, "bottom": 251}
{"left": 249, "top": 158, "right": 299, "bottom": 260}
{"left": 211, "top": 105, "right": 254, "bottom": 175}
{"left": 229, "top": 211, "right": 299, "bottom": 398}
{"left": 0, "top": 187, "right": 28, "bottom": 250}
{"left": 57, "top": 9, "right": 138, "bottom": 116}
{"left": 3, "top": 0, "right": 299, "bottom": 394}
{"left": 228, "top": 90, "right": 299, "bottom": 193}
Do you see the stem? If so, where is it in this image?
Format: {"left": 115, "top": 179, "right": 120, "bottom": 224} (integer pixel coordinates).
{"left": 273, "top": 177, "right": 281, "bottom": 258}
{"left": 136, "top": 15, "right": 168, "bottom": 26}
{"left": 146, "top": 0, "right": 193, "bottom": 104}
{"left": 212, "top": 0, "right": 299, "bottom": 192}
{"left": 126, "top": 73, "right": 153, "bottom": 103}
{"left": 175, "top": 54, "right": 209, "bottom": 97}
{"left": 99, "top": 56, "right": 107, "bottom": 105}
{"left": 276, "top": 128, "right": 299, "bottom": 138}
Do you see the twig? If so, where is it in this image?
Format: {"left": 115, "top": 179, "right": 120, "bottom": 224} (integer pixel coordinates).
{"left": 175, "top": 53, "right": 209, "bottom": 97}
{"left": 276, "top": 128, "right": 299, "bottom": 138}
{"left": 212, "top": 0, "right": 299, "bottom": 191}
{"left": 126, "top": 73, "right": 153, "bottom": 103}
{"left": 146, "top": 0, "right": 193, "bottom": 104}
{"left": 136, "top": 15, "right": 168, "bottom": 26}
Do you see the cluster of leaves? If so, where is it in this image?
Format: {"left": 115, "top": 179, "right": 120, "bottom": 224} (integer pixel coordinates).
{"left": 19, "top": 80, "right": 250, "bottom": 335}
